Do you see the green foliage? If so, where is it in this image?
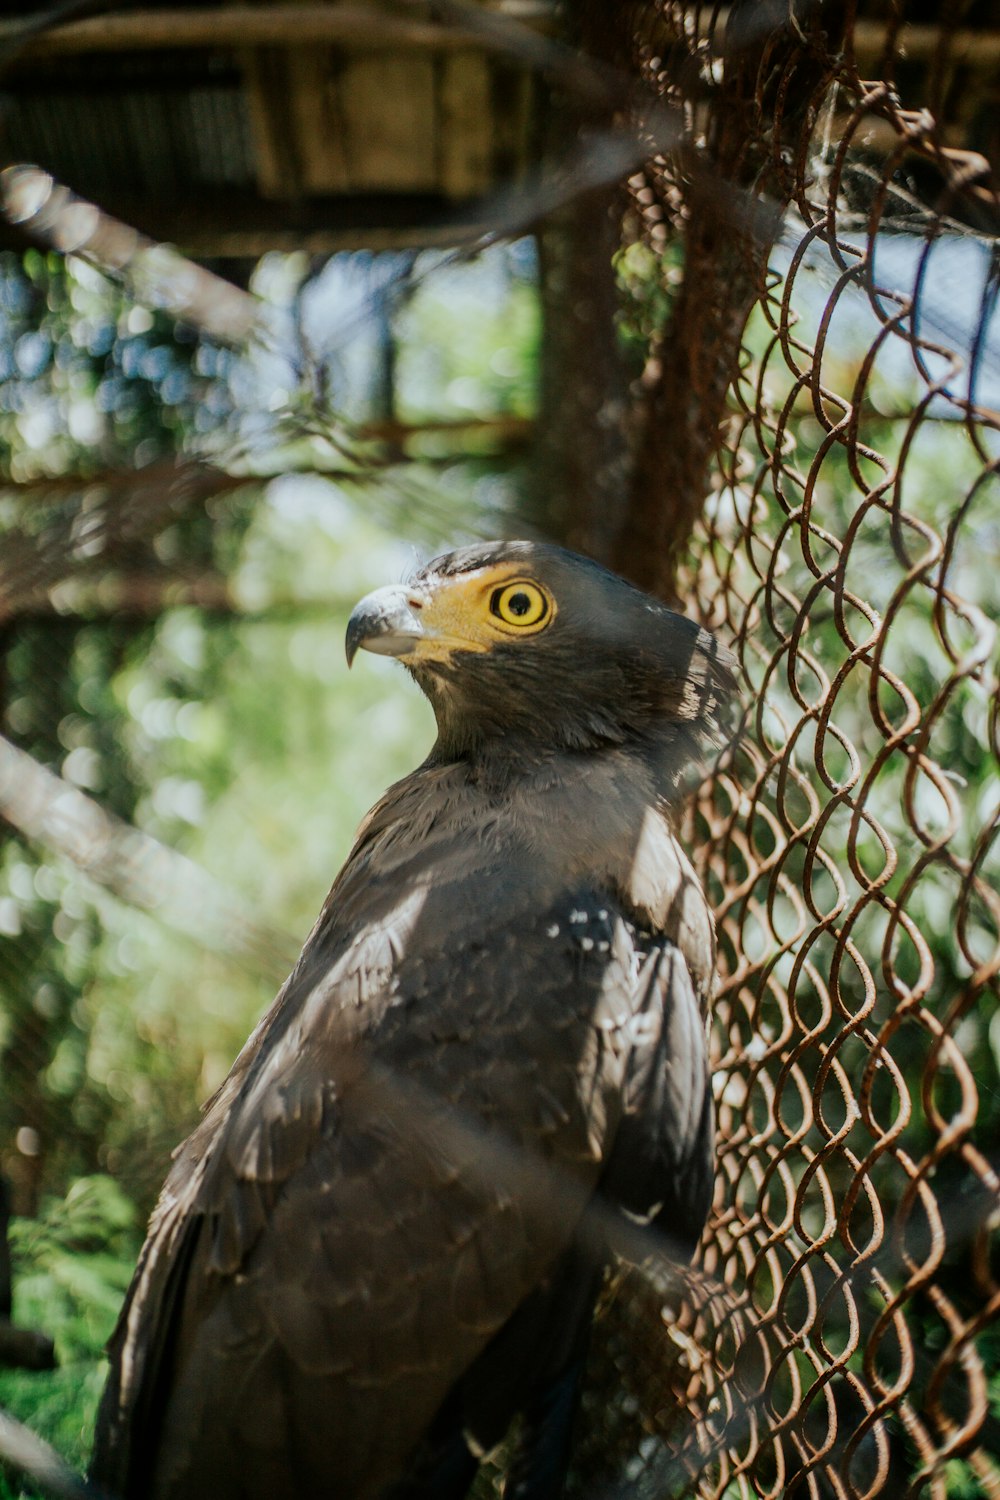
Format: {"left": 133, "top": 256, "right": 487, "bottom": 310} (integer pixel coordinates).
{"left": 0, "top": 250, "right": 229, "bottom": 482}
{"left": 0, "top": 249, "right": 257, "bottom": 1198}
{"left": 0, "top": 1177, "right": 138, "bottom": 1493}
{"left": 395, "top": 251, "right": 540, "bottom": 426}
{"left": 613, "top": 240, "right": 684, "bottom": 374}
{"left": 0, "top": 234, "right": 539, "bottom": 1488}
{"left": 0, "top": 243, "right": 533, "bottom": 1477}
{"left": 0, "top": 243, "right": 542, "bottom": 1215}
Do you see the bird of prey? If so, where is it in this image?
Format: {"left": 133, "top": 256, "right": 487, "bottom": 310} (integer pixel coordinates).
{"left": 91, "top": 540, "right": 735, "bottom": 1500}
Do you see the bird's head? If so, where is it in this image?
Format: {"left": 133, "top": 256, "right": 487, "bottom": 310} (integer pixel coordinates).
{"left": 346, "top": 541, "right": 737, "bottom": 766}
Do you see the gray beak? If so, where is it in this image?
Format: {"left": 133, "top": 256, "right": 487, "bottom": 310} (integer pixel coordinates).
{"left": 346, "top": 585, "right": 426, "bottom": 667}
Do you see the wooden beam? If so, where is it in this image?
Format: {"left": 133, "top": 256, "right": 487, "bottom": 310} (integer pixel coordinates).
{"left": 0, "top": 421, "right": 534, "bottom": 507}
{"left": 121, "top": 219, "right": 492, "bottom": 257}
{"left": 2, "top": 3, "right": 560, "bottom": 59}
{"left": 850, "top": 20, "right": 1000, "bottom": 65}
{"left": 334, "top": 52, "right": 439, "bottom": 193}
{"left": 439, "top": 51, "right": 495, "bottom": 199}
{"left": 0, "top": 572, "right": 238, "bottom": 622}
{"left": 690, "top": 10, "right": 1000, "bottom": 66}
{"left": 0, "top": 183, "right": 496, "bottom": 256}
{"left": 361, "top": 414, "right": 533, "bottom": 446}
{"left": 6, "top": 5, "right": 999, "bottom": 71}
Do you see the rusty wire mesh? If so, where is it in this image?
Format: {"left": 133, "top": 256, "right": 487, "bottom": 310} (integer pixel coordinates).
{"left": 0, "top": 3, "right": 998, "bottom": 1499}
{"left": 578, "top": 6, "right": 1000, "bottom": 1499}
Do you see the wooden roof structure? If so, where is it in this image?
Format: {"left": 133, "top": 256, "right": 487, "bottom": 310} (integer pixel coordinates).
{"left": 1, "top": 2, "right": 997, "bottom": 261}
{"left": 0, "top": 1, "right": 558, "bottom": 257}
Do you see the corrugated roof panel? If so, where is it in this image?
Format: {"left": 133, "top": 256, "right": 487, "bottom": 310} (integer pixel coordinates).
{"left": 6, "top": 84, "right": 255, "bottom": 200}
{"left": 185, "top": 87, "right": 255, "bottom": 186}
{"left": 6, "top": 92, "right": 146, "bottom": 198}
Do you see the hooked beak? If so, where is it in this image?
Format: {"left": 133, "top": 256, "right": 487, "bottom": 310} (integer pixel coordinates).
{"left": 345, "top": 585, "right": 426, "bottom": 667}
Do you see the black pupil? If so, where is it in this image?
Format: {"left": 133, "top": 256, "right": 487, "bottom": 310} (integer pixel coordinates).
{"left": 507, "top": 591, "right": 533, "bottom": 617}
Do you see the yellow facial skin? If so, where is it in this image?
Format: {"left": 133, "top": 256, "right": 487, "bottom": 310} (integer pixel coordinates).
{"left": 408, "top": 563, "right": 557, "bottom": 661}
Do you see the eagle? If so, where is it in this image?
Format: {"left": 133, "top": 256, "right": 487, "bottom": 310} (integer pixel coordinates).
{"left": 91, "top": 540, "right": 736, "bottom": 1500}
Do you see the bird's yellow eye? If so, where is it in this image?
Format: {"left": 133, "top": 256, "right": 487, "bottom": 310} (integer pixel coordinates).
{"left": 489, "top": 580, "right": 552, "bottom": 631}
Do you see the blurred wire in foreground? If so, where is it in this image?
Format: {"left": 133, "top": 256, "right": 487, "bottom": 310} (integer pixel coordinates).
{"left": 0, "top": 166, "right": 263, "bottom": 349}
{"left": 0, "top": 1406, "right": 96, "bottom": 1500}
{"left": 0, "top": 733, "right": 297, "bottom": 981}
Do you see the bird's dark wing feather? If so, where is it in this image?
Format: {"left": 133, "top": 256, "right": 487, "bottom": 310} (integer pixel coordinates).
{"left": 93, "top": 780, "right": 714, "bottom": 1500}
{"left": 390, "top": 924, "right": 715, "bottom": 1500}
{"left": 599, "top": 938, "right": 715, "bottom": 1253}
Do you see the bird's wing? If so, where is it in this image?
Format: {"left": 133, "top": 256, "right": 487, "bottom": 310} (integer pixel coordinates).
{"left": 597, "top": 937, "right": 715, "bottom": 1252}
{"left": 92, "top": 882, "right": 664, "bottom": 1498}
{"left": 395, "top": 925, "right": 716, "bottom": 1499}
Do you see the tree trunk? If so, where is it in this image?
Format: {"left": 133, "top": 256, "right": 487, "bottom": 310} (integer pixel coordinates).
{"left": 530, "top": 0, "right": 848, "bottom": 598}
{"left": 0, "top": 1176, "right": 56, "bottom": 1371}
{"left": 613, "top": 0, "right": 849, "bottom": 601}
{"left": 528, "top": 1, "right": 634, "bottom": 565}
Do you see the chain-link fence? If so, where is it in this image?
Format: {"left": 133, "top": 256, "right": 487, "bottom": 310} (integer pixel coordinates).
{"left": 1, "top": 3, "right": 998, "bottom": 1498}
{"left": 576, "top": 6, "right": 1000, "bottom": 1498}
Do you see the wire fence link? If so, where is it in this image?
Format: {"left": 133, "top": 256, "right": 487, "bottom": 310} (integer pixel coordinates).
{"left": 582, "top": 5, "right": 1000, "bottom": 1497}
